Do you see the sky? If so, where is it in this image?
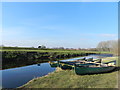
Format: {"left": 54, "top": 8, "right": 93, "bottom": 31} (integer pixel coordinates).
{"left": 1, "top": 0, "right": 119, "bottom": 2}
{"left": 2, "top": 2, "right": 118, "bottom": 48}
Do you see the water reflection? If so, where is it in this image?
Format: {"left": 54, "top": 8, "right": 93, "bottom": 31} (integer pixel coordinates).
{"left": 2, "top": 54, "right": 113, "bottom": 88}
{"left": 37, "top": 64, "right": 41, "bottom": 66}
{"left": 2, "top": 63, "right": 55, "bottom": 88}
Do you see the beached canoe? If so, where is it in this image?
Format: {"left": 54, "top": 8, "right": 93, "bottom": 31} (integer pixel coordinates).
{"left": 74, "top": 60, "right": 116, "bottom": 75}
{"left": 49, "top": 58, "right": 86, "bottom": 68}
{"left": 58, "top": 57, "right": 96, "bottom": 70}
{"left": 60, "top": 62, "right": 100, "bottom": 70}
{"left": 76, "top": 57, "right": 86, "bottom": 61}
{"left": 59, "top": 61, "right": 98, "bottom": 70}
{"left": 94, "top": 58, "right": 102, "bottom": 63}
{"left": 58, "top": 61, "right": 75, "bottom": 69}
{"left": 103, "top": 60, "right": 116, "bottom": 65}
{"left": 60, "top": 63, "right": 73, "bottom": 70}
{"left": 85, "top": 57, "right": 94, "bottom": 62}
{"left": 74, "top": 66, "right": 115, "bottom": 75}
{"left": 49, "top": 61, "right": 59, "bottom": 67}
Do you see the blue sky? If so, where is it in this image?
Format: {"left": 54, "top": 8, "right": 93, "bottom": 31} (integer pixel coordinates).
{"left": 2, "top": 2, "right": 118, "bottom": 48}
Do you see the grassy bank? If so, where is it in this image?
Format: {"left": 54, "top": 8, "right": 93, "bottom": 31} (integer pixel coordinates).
{"left": 1, "top": 46, "right": 112, "bottom": 69}
{"left": 20, "top": 57, "right": 119, "bottom": 88}
{"left": 2, "top": 51, "right": 93, "bottom": 69}
{"left": 2, "top": 47, "right": 110, "bottom": 70}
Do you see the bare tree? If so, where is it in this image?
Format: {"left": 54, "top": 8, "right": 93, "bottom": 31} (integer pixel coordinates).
{"left": 97, "top": 41, "right": 110, "bottom": 51}
{"left": 97, "top": 40, "right": 118, "bottom": 55}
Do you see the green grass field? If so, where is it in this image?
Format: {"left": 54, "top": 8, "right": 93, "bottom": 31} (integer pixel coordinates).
{"left": 0, "top": 46, "right": 111, "bottom": 54}
{"left": 20, "top": 57, "right": 119, "bottom": 88}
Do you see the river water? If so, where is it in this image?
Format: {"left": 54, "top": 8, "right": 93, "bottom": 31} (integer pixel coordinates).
{"left": 1, "top": 54, "right": 113, "bottom": 88}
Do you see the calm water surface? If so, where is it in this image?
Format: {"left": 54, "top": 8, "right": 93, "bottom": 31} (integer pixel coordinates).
{"left": 1, "top": 54, "right": 113, "bottom": 88}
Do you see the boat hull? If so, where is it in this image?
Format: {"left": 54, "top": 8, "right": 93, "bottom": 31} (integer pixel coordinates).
{"left": 59, "top": 61, "right": 96, "bottom": 70}
{"left": 50, "top": 63, "right": 58, "bottom": 67}
{"left": 74, "top": 66, "right": 115, "bottom": 75}
{"left": 60, "top": 64, "right": 73, "bottom": 70}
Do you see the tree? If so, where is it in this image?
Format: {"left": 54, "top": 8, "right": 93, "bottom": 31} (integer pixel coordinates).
{"left": 38, "top": 46, "right": 41, "bottom": 49}
{"left": 59, "top": 47, "right": 64, "bottom": 49}
{"left": 38, "top": 45, "right": 46, "bottom": 49}
{"left": 97, "top": 40, "right": 118, "bottom": 55}
{"left": 97, "top": 41, "right": 110, "bottom": 51}
{"left": 41, "top": 45, "right": 46, "bottom": 49}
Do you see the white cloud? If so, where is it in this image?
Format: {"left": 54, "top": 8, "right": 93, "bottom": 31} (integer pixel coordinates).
{"left": 80, "top": 33, "right": 117, "bottom": 38}
{"left": 99, "top": 34, "right": 117, "bottom": 37}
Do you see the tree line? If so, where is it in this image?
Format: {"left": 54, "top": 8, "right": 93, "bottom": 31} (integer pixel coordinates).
{"left": 97, "top": 39, "right": 118, "bottom": 55}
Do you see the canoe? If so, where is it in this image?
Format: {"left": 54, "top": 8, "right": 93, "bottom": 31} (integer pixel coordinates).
{"left": 58, "top": 61, "right": 75, "bottom": 69}
{"left": 75, "top": 63, "right": 100, "bottom": 66}
{"left": 49, "top": 58, "right": 86, "bottom": 68}
{"left": 59, "top": 61, "right": 98, "bottom": 70}
{"left": 74, "top": 61, "right": 116, "bottom": 75}
{"left": 59, "top": 63, "right": 73, "bottom": 70}
{"left": 58, "top": 57, "right": 95, "bottom": 70}
{"left": 74, "top": 66, "right": 115, "bottom": 75}
{"left": 60, "top": 62, "right": 100, "bottom": 70}
{"left": 93, "top": 58, "right": 102, "bottom": 63}
{"left": 85, "top": 57, "right": 94, "bottom": 62}
{"left": 58, "top": 57, "right": 88, "bottom": 65}
{"left": 49, "top": 61, "right": 59, "bottom": 67}
{"left": 76, "top": 57, "right": 86, "bottom": 61}
{"left": 59, "top": 61, "right": 76, "bottom": 65}
{"left": 103, "top": 60, "right": 116, "bottom": 65}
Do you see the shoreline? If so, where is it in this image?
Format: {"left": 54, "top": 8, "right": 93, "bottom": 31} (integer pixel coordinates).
{"left": 2, "top": 51, "right": 100, "bottom": 70}
{"left": 18, "top": 68, "right": 59, "bottom": 88}
{"left": 2, "top": 52, "right": 111, "bottom": 70}
{"left": 19, "top": 56, "right": 118, "bottom": 88}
